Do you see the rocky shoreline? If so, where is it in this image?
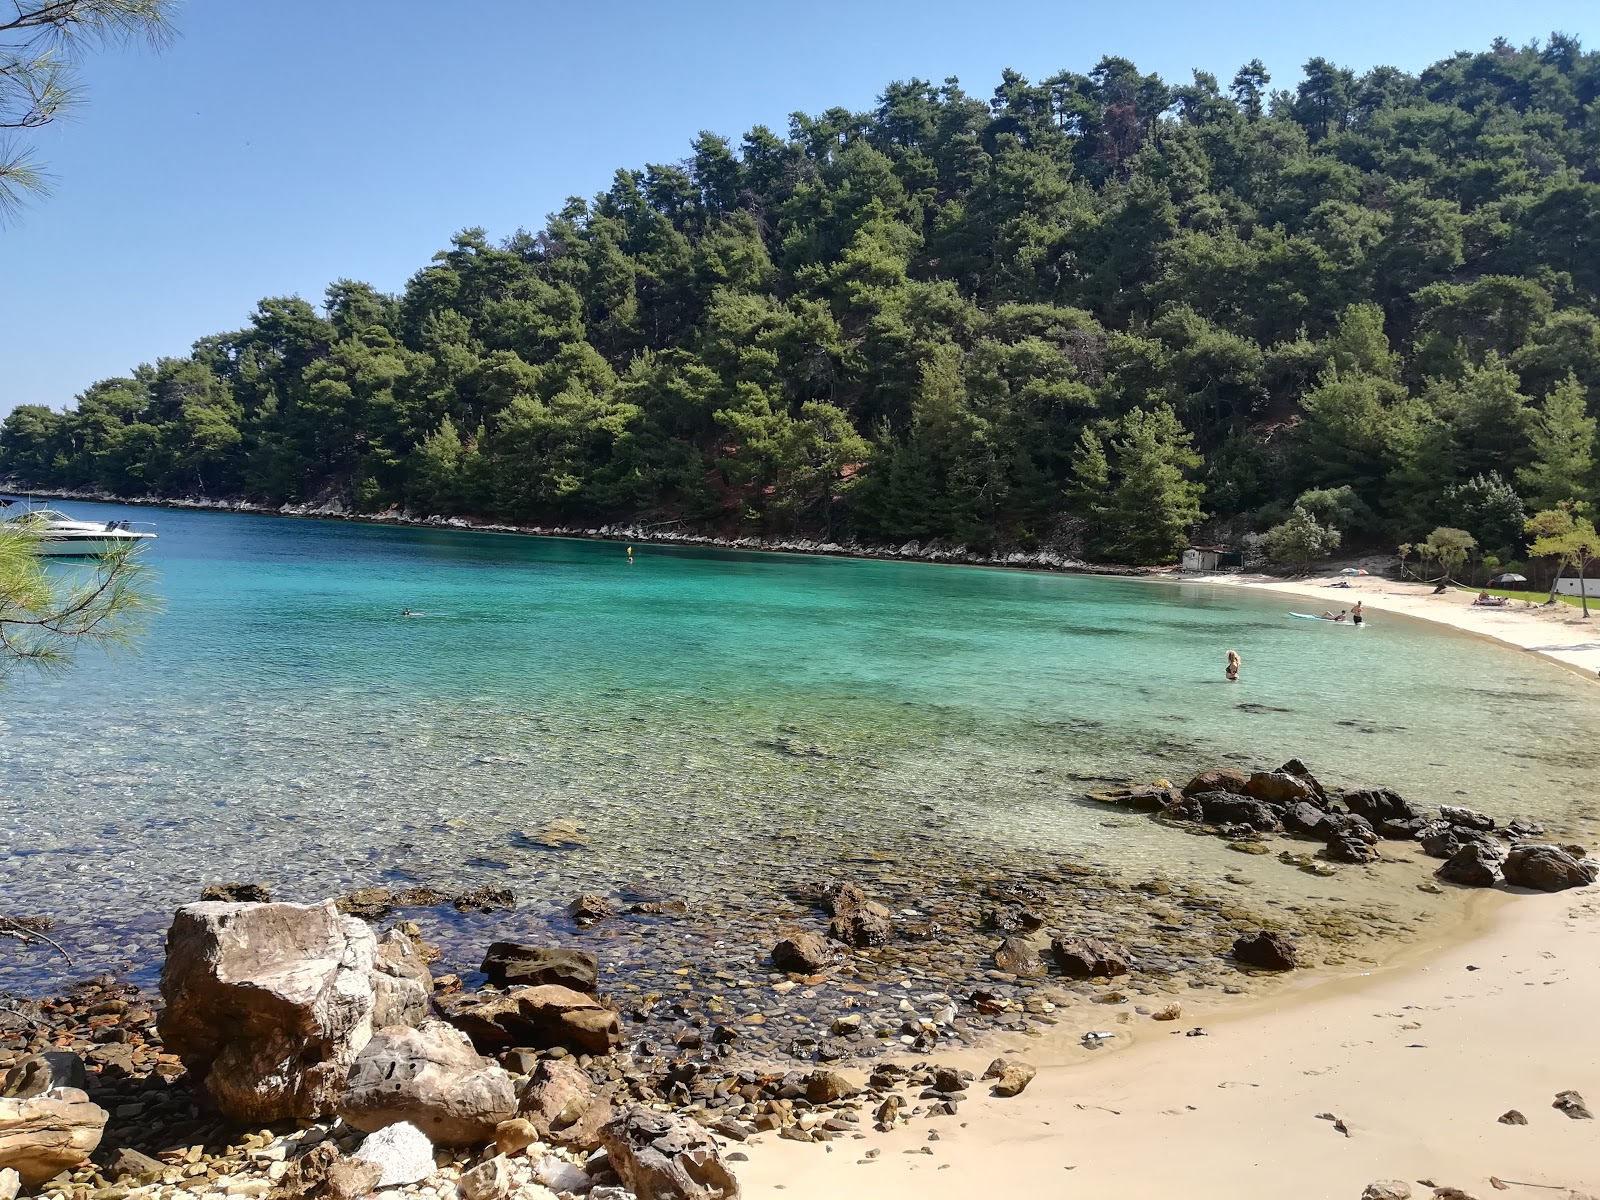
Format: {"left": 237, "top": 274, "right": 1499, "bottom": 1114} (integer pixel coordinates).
{"left": 4, "top": 758, "right": 1591, "bottom": 1200}
{"left": 3, "top": 488, "right": 1136, "bottom": 576}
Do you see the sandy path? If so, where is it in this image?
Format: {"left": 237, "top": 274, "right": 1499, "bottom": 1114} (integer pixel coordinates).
{"left": 1193, "top": 571, "right": 1600, "bottom": 680}
{"left": 735, "top": 891, "right": 1600, "bottom": 1199}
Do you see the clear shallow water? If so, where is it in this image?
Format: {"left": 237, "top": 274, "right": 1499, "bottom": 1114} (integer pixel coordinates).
{"left": 3, "top": 501, "right": 1600, "bottom": 993}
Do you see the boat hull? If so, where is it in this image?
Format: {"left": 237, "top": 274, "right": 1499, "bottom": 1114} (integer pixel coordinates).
{"left": 33, "top": 536, "right": 155, "bottom": 558}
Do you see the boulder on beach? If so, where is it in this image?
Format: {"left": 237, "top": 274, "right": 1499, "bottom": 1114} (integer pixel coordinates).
{"left": 599, "top": 1105, "right": 741, "bottom": 1200}
{"left": 0, "top": 1088, "right": 108, "bottom": 1186}
{"left": 771, "top": 931, "right": 835, "bottom": 974}
{"left": 1277, "top": 759, "right": 1327, "bottom": 801}
{"left": 1502, "top": 845, "right": 1598, "bottom": 892}
{"left": 160, "top": 899, "right": 426, "bottom": 1123}
{"left": 822, "top": 882, "right": 892, "bottom": 948}
{"left": 1194, "top": 791, "right": 1283, "bottom": 831}
{"left": 480, "top": 943, "right": 599, "bottom": 993}
{"left": 1232, "top": 930, "right": 1298, "bottom": 971}
{"left": 338, "top": 1020, "right": 518, "bottom": 1147}
{"left": 1438, "top": 804, "right": 1496, "bottom": 831}
{"left": 1049, "top": 937, "right": 1130, "bottom": 978}
{"left": 1340, "top": 787, "right": 1421, "bottom": 835}
{"left": 1322, "top": 813, "right": 1380, "bottom": 864}
{"left": 1244, "top": 770, "right": 1314, "bottom": 806}
{"left": 1182, "top": 767, "right": 1249, "bottom": 797}
{"left": 434, "top": 985, "right": 622, "bottom": 1056}
{"left": 1418, "top": 820, "right": 1496, "bottom": 860}
{"left": 1436, "top": 841, "right": 1505, "bottom": 888}
{"left": 520, "top": 1058, "right": 614, "bottom": 1152}
{"left": 1282, "top": 801, "right": 1333, "bottom": 839}
{"left": 982, "top": 1058, "right": 1036, "bottom": 1097}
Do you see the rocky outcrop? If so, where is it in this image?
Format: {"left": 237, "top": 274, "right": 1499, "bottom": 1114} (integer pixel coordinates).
{"left": 0, "top": 1088, "right": 107, "bottom": 1186}
{"left": 1182, "top": 767, "right": 1249, "bottom": 797}
{"left": 435, "top": 986, "right": 622, "bottom": 1055}
{"left": 771, "top": 932, "right": 834, "bottom": 974}
{"left": 599, "top": 1105, "right": 740, "bottom": 1200}
{"left": 338, "top": 1021, "right": 517, "bottom": 1146}
{"left": 159, "top": 900, "right": 427, "bottom": 1123}
{"left": 1502, "top": 845, "right": 1599, "bottom": 892}
{"left": 822, "top": 882, "right": 892, "bottom": 948}
{"left": 1232, "top": 930, "right": 1298, "bottom": 971}
{"left": 1049, "top": 937, "right": 1130, "bottom": 978}
{"left": 520, "top": 1059, "right": 613, "bottom": 1152}
{"left": 1437, "top": 841, "right": 1505, "bottom": 887}
{"left": 1281, "top": 801, "right": 1332, "bottom": 838}
{"left": 479, "top": 944, "right": 599, "bottom": 993}
{"left": 982, "top": 1058, "right": 1036, "bottom": 1097}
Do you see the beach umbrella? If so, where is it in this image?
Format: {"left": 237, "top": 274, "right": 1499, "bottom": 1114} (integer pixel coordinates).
{"left": 1489, "top": 572, "right": 1527, "bottom": 584}
{"left": 1339, "top": 568, "right": 1370, "bottom": 576}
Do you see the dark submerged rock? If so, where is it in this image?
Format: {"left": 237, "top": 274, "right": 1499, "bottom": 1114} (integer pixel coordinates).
{"left": 199, "top": 882, "right": 272, "bottom": 903}
{"left": 1438, "top": 805, "right": 1496, "bottom": 831}
{"left": 480, "top": 943, "right": 599, "bottom": 993}
{"left": 1049, "top": 937, "right": 1130, "bottom": 978}
{"left": 822, "top": 882, "right": 892, "bottom": 948}
{"left": 1232, "top": 930, "right": 1298, "bottom": 971}
{"left": 771, "top": 932, "right": 835, "bottom": 974}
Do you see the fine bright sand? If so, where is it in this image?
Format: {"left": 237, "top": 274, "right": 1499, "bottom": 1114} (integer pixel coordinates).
{"left": 738, "top": 575, "right": 1600, "bottom": 1199}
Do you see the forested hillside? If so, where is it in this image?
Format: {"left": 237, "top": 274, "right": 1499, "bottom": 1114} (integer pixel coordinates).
{"left": 6, "top": 37, "right": 1600, "bottom": 564}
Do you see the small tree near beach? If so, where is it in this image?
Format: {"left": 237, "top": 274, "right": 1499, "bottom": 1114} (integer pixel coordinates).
{"left": 0, "top": 525, "right": 153, "bottom": 679}
{"left": 1263, "top": 506, "right": 1341, "bottom": 574}
{"left": 1526, "top": 504, "right": 1600, "bottom": 617}
{"left": 1419, "top": 526, "right": 1476, "bottom": 585}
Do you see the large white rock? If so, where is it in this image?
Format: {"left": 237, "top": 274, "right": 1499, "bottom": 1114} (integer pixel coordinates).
{"left": 159, "top": 900, "right": 429, "bottom": 1123}
{"left": 339, "top": 1021, "right": 517, "bottom": 1147}
{"left": 0, "top": 1088, "right": 109, "bottom": 1186}
{"left": 533, "top": 1155, "right": 593, "bottom": 1194}
{"left": 351, "top": 1121, "right": 436, "bottom": 1188}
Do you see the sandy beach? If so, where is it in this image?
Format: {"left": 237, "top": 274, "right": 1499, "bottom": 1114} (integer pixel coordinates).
{"left": 737, "top": 891, "right": 1600, "bottom": 1199}
{"left": 1195, "top": 570, "right": 1600, "bottom": 681}
{"left": 733, "top": 571, "right": 1600, "bottom": 1199}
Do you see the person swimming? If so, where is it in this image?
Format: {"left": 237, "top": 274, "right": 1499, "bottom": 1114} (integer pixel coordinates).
{"left": 1319, "top": 610, "right": 1348, "bottom": 621}
{"left": 1225, "top": 649, "right": 1241, "bottom": 681}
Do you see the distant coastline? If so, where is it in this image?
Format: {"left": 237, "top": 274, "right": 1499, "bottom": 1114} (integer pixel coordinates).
{"left": 7, "top": 485, "right": 1145, "bottom": 576}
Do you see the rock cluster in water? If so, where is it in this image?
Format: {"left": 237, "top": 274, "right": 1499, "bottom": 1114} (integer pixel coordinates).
{"left": 1089, "top": 759, "right": 1597, "bottom": 897}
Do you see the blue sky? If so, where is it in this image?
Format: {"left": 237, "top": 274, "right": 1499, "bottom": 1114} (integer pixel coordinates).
{"left": 2, "top": 0, "right": 1594, "bottom": 417}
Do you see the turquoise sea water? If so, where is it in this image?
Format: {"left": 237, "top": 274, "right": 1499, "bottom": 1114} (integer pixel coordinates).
{"left": 3, "top": 500, "right": 1599, "bottom": 993}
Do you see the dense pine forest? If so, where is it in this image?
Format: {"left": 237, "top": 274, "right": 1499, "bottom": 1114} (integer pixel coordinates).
{"left": 6, "top": 38, "right": 1600, "bottom": 565}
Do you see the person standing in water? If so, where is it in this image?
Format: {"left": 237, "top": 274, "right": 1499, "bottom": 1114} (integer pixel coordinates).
{"left": 1351, "top": 600, "right": 1364, "bottom": 625}
{"left": 1225, "top": 649, "right": 1241, "bottom": 681}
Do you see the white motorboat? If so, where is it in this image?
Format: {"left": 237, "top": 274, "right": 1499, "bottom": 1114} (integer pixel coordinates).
{"left": 0, "top": 499, "right": 157, "bottom": 557}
